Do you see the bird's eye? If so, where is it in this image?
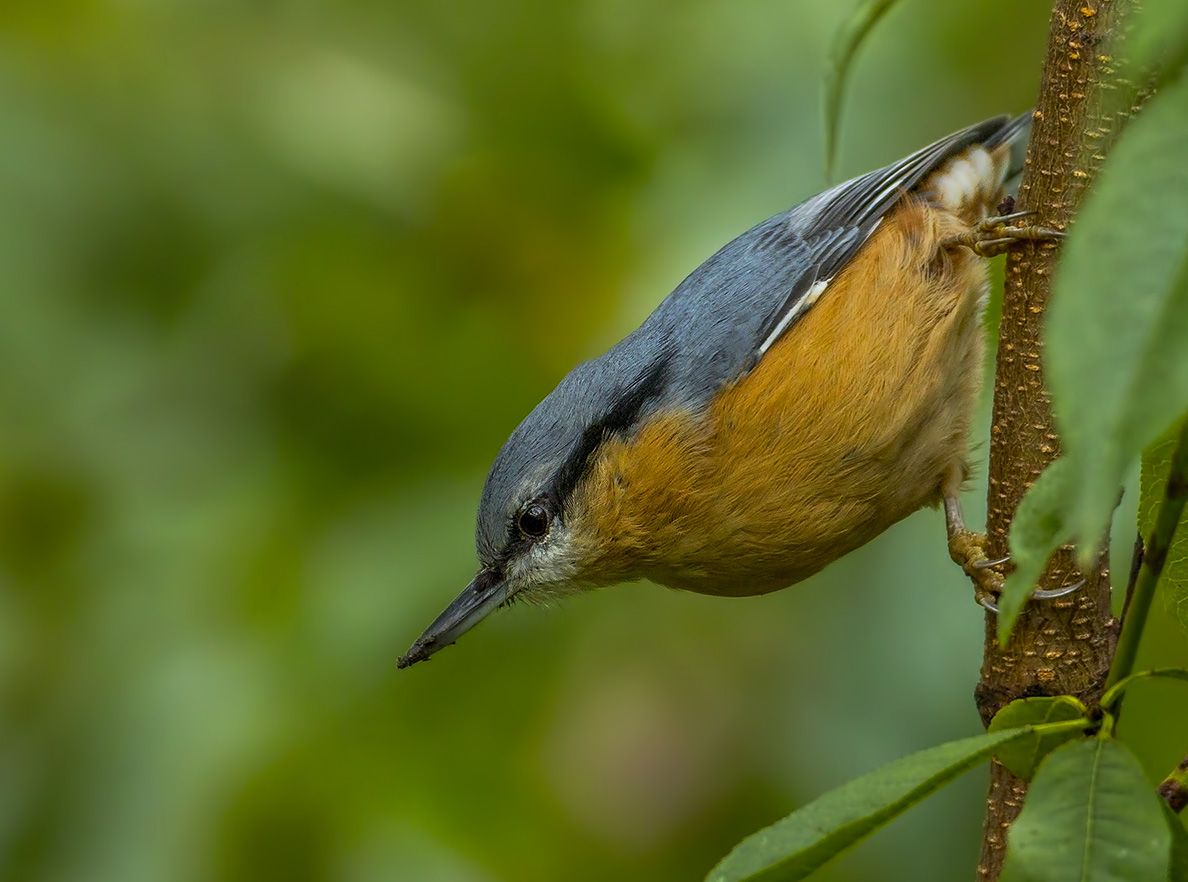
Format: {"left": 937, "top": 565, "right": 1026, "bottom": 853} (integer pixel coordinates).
{"left": 518, "top": 502, "right": 550, "bottom": 539}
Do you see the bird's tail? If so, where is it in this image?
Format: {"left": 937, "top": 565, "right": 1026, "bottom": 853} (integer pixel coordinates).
{"left": 916, "top": 111, "right": 1033, "bottom": 223}
{"left": 984, "top": 110, "right": 1033, "bottom": 196}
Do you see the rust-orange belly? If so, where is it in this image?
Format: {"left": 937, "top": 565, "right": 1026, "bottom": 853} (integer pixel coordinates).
{"left": 567, "top": 199, "right": 989, "bottom": 596}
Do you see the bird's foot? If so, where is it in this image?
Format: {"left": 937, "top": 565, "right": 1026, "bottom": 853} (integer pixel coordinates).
{"left": 948, "top": 529, "right": 1008, "bottom": 610}
{"left": 948, "top": 531, "right": 1087, "bottom": 613}
{"left": 943, "top": 210, "right": 1065, "bottom": 258}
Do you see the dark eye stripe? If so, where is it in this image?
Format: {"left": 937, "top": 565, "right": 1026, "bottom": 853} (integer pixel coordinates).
{"left": 551, "top": 353, "right": 669, "bottom": 509}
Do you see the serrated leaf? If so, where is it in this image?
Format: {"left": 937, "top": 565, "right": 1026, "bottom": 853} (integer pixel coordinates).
{"left": 1139, "top": 418, "right": 1188, "bottom": 643}
{"left": 706, "top": 726, "right": 1079, "bottom": 882}
{"left": 1001, "top": 457, "right": 1076, "bottom": 643}
{"left": 1000, "top": 739, "right": 1171, "bottom": 882}
{"left": 988, "top": 697, "right": 1088, "bottom": 781}
{"left": 821, "top": 0, "right": 901, "bottom": 182}
{"left": 1046, "top": 76, "right": 1188, "bottom": 568}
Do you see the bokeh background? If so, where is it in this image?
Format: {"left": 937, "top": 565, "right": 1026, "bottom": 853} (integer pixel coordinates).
{"left": 3, "top": 2, "right": 1187, "bottom": 881}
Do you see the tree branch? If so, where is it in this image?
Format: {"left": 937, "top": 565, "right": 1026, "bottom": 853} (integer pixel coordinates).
{"left": 975, "top": 0, "right": 1141, "bottom": 877}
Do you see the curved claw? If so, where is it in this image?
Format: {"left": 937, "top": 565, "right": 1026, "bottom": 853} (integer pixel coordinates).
{"left": 973, "top": 555, "right": 1012, "bottom": 570}
{"left": 1032, "top": 578, "right": 1086, "bottom": 600}
{"left": 944, "top": 496, "right": 1090, "bottom": 614}
{"left": 989, "top": 209, "right": 1035, "bottom": 224}
{"left": 979, "top": 578, "right": 1088, "bottom": 615}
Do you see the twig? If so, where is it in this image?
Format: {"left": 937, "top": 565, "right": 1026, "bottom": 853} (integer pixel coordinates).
{"left": 975, "top": 1, "right": 1138, "bottom": 877}
{"left": 1158, "top": 754, "right": 1188, "bottom": 814}
{"left": 1106, "top": 418, "right": 1188, "bottom": 691}
{"left": 1119, "top": 531, "right": 1144, "bottom": 624}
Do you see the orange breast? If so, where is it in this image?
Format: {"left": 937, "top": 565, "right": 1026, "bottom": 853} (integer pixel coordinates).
{"left": 568, "top": 198, "right": 989, "bottom": 596}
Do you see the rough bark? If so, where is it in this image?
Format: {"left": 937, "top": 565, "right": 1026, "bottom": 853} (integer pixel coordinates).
{"left": 975, "top": 0, "right": 1141, "bottom": 877}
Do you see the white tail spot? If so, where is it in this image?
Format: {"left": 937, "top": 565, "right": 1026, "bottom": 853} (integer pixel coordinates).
{"left": 924, "top": 147, "right": 1002, "bottom": 213}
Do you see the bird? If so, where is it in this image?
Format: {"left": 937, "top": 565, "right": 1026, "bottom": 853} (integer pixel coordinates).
{"left": 398, "top": 112, "right": 1063, "bottom": 670}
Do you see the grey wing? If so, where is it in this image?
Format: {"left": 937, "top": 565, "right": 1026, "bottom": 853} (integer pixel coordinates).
{"left": 750, "top": 114, "right": 1024, "bottom": 357}
{"left": 594, "top": 114, "right": 1028, "bottom": 413}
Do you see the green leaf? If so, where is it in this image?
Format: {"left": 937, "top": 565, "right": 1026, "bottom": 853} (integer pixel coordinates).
{"left": 1163, "top": 804, "right": 1188, "bottom": 882}
{"left": 706, "top": 725, "right": 1083, "bottom": 882}
{"left": 988, "top": 697, "right": 1088, "bottom": 781}
{"left": 1001, "top": 457, "right": 1077, "bottom": 643}
{"left": 821, "top": 0, "right": 901, "bottom": 182}
{"left": 1126, "top": 0, "right": 1188, "bottom": 89}
{"left": 1046, "top": 76, "right": 1188, "bottom": 569}
{"left": 1140, "top": 418, "right": 1188, "bottom": 643}
{"left": 1000, "top": 739, "right": 1172, "bottom": 882}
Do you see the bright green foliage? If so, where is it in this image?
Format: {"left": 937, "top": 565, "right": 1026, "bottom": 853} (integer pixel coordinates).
{"left": 706, "top": 725, "right": 1084, "bottom": 882}
{"left": 1004, "top": 74, "right": 1188, "bottom": 644}
{"left": 1000, "top": 739, "right": 1172, "bottom": 882}
{"left": 1140, "top": 419, "right": 1188, "bottom": 642}
{"left": 1046, "top": 77, "right": 1188, "bottom": 567}
{"left": 987, "top": 697, "right": 1087, "bottom": 781}
{"left": 1050, "top": 77, "right": 1188, "bottom": 564}
{"left": 1112, "top": 419, "right": 1188, "bottom": 688}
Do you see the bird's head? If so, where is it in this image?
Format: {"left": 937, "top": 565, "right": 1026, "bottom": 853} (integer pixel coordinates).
{"left": 395, "top": 478, "right": 581, "bottom": 668}
{"left": 397, "top": 354, "right": 669, "bottom": 668}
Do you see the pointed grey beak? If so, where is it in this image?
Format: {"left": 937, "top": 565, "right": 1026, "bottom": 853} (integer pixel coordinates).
{"left": 398, "top": 568, "right": 510, "bottom": 668}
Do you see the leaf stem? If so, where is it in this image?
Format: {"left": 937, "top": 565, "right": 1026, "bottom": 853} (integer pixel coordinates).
{"left": 821, "top": 0, "right": 900, "bottom": 182}
{"left": 1099, "top": 667, "right": 1188, "bottom": 712}
{"left": 1119, "top": 531, "right": 1143, "bottom": 623}
{"left": 1105, "top": 418, "right": 1188, "bottom": 691}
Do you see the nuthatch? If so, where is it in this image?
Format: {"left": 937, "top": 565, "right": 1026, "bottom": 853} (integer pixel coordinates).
{"left": 399, "top": 113, "right": 1061, "bottom": 669}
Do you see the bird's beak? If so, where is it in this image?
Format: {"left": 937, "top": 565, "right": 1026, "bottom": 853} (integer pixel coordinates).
{"left": 398, "top": 568, "right": 510, "bottom": 668}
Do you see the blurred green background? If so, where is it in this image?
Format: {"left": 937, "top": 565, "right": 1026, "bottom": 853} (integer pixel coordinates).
{"left": 3, "top": 2, "right": 1186, "bottom": 881}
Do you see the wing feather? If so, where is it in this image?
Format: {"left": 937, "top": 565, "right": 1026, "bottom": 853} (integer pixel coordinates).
{"left": 751, "top": 114, "right": 1024, "bottom": 354}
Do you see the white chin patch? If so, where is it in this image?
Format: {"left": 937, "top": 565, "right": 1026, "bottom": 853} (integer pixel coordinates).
{"left": 506, "top": 528, "right": 584, "bottom": 600}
